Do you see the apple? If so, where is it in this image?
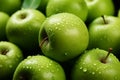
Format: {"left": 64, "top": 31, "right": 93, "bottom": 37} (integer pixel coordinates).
{"left": 38, "top": 13, "right": 89, "bottom": 62}
{"left": 46, "top": 0, "right": 88, "bottom": 21}
{"left": 0, "top": 12, "right": 9, "bottom": 41}
{"left": 0, "top": 41, "right": 23, "bottom": 80}
{"left": 85, "top": 0, "right": 115, "bottom": 23}
{"left": 118, "top": 9, "right": 120, "bottom": 17}
{"left": 0, "top": 0, "right": 22, "bottom": 15}
{"left": 6, "top": 9, "right": 46, "bottom": 54}
{"left": 13, "top": 55, "right": 66, "bottom": 80}
{"left": 88, "top": 15, "right": 120, "bottom": 58}
{"left": 71, "top": 48, "right": 120, "bottom": 80}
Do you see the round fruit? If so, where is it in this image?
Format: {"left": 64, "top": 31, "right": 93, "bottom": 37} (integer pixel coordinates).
{"left": 6, "top": 9, "right": 46, "bottom": 53}
{"left": 39, "top": 13, "right": 89, "bottom": 62}
{"left": 13, "top": 55, "right": 66, "bottom": 80}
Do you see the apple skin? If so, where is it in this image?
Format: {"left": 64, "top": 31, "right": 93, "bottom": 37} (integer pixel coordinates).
{"left": 85, "top": 0, "right": 115, "bottom": 23}
{"left": 0, "top": 0, "right": 21, "bottom": 15}
{"left": 118, "top": 10, "right": 120, "bottom": 17}
{"left": 46, "top": 0, "right": 88, "bottom": 21}
{"left": 71, "top": 48, "right": 120, "bottom": 80}
{"left": 0, "top": 12, "right": 9, "bottom": 41}
{"left": 13, "top": 55, "right": 66, "bottom": 80}
{"left": 0, "top": 41, "right": 23, "bottom": 80}
{"left": 88, "top": 16, "right": 120, "bottom": 58}
{"left": 39, "top": 13, "right": 89, "bottom": 62}
{"left": 6, "top": 9, "right": 46, "bottom": 54}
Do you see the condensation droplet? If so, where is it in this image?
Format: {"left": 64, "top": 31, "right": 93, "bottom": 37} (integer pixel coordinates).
{"left": 64, "top": 53, "right": 68, "bottom": 56}
{"left": 92, "top": 72, "right": 95, "bottom": 75}
{"left": 93, "top": 63, "right": 96, "bottom": 66}
{"left": 83, "top": 68, "right": 87, "bottom": 72}
{"left": 79, "top": 67, "right": 82, "bottom": 70}
{"left": 9, "top": 65, "right": 13, "bottom": 68}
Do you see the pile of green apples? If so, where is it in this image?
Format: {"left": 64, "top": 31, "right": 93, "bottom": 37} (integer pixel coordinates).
{"left": 0, "top": 0, "right": 120, "bottom": 80}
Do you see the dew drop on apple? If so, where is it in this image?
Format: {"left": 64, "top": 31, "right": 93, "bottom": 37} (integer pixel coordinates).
{"left": 92, "top": 72, "right": 95, "bottom": 75}
{"left": 83, "top": 68, "right": 87, "bottom": 72}
{"left": 79, "top": 66, "right": 82, "bottom": 70}
{"left": 9, "top": 65, "right": 13, "bottom": 68}
{"left": 93, "top": 63, "right": 96, "bottom": 66}
{"left": 64, "top": 53, "right": 68, "bottom": 56}
{"left": 98, "top": 71, "right": 101, "bottom": 74}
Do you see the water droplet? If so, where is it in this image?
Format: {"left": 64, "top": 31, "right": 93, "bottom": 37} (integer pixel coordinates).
{"left": 92, "top": 72, "right": 95, "bottom": 75}
{"left": 98, "top": 71, "right": 101, "bottom": 74}
{"left": 9, "top": 65, "right": 13, "bottom": 68}
{"left": 39, "top": 69, "right": 41, "bottom": 71}
{"left": 83, "top": 68, "right": 87, "bottom": 72}
{"left": 64, "top": 53, "right": 68, "bottom": 56}
{"left": 55, "top": 27, "right": 58, "bottom": 30}
{"left": 79, "top": 67, "right": 82, "bottom": 70}
{"left": 93, "top": 63, "right": 96, "bottom": 66}
{"left": 26, "top": 66, "right": 29, "bottom": 69}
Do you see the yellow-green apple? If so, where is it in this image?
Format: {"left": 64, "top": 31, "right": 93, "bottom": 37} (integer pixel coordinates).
{"left": 118, "top": 9, "right": 120, "bottom": 17}
{"left": 0, "top": 41, "right": 23, "bottom": 80}
{"left": 88, "top": 15, "right": 120, "bottom": 58}
{"left": 0, "top": 12, "right": 9, "bottom": 41}
{"left": 71, "top": 48, "right": 120, "bottom": 80}
{"left": 46, "top": 0, "right": 88, "bottom": 21}
{"left": 0, "top": 0, "right": 22, "bottom": 15}
{"left": 6, "top": 9, "right": 46, "bottom": 54}
{"left": 85, "top": 0, "right": 115, "bottom": 23}
{"left": 39, "top": 13, "right": 89, "bottom": 62}
{"left": 13, "top": 55, "right": 66, "bottom": 80}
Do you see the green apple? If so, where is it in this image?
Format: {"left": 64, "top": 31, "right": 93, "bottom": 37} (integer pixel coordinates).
{"left": 46, "top": 0, "right": 88, "bottom": 21}
{"left": 118, "top": 9, "right": 120, "bottom": 17}
{"left": 0, "top": 0, "right": 21, "bottom": 15}
{"left": 71, "top": 48, "right": 120, "bottom": 80}
{"left": 39, "top": 13, "right": 89, "bottom": 62}
{"left": 88, "top": 15, "right": 120, "bottom": 58}
{"left": 85, "top": 0, "right": 115, "bottom": 23}
{"left": 13, "top": 55, "right": 66, "bottom": 80}
{"left": 0, "top": 41, "right": 23, "bottom": 80}
{"left": 6, "top": 9, "right": 46, "bottom": 54}
{"left": 0, "top": 12, "right": 9, "bottom": 41}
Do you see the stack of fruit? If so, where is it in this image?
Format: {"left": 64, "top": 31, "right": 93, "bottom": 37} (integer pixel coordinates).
{"left": 0, "top": 0, "right": 120, "bottom": 80}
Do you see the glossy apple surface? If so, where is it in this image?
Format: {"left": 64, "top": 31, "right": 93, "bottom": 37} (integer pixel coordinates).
{"left": 0, "top": 0, "right": 21, "bottom": 15}
{"left": 13, "top": 55, "right": 66, "bottom": 80}
{"left": 6, "top": 9, "right": 46, "bottom": 53}
{"left": 85, "top": 0, "right": 115, "bottom": 23}
{"left": 0, "top": 41, "right": 23, "bottom": 80}
{"left": 88, "top": 15, "right": 120, "bottom": 57}
{"left": 46, "top": 0, "right": 88, "bottom": 21}
{"left": 39, "top": 13, "right": 89, "bottom": 62}
{"left": 71, "top": 48, "right": 120, "bottom": 80}
{"left": 0, "top": 12, "right": 9, "bottom": 41}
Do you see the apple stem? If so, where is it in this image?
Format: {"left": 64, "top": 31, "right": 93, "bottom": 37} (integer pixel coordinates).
{"left": 39, "top": 37, "right": 48, "bottom": 48}
{"left": 101, "top": 15, "right": 107, "bottom": 24}
{"left": 0, "top": 49, "right": 9, "bottom": 55}
{"left": 101, "top": 48, "right": 113, "bottom": 63}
